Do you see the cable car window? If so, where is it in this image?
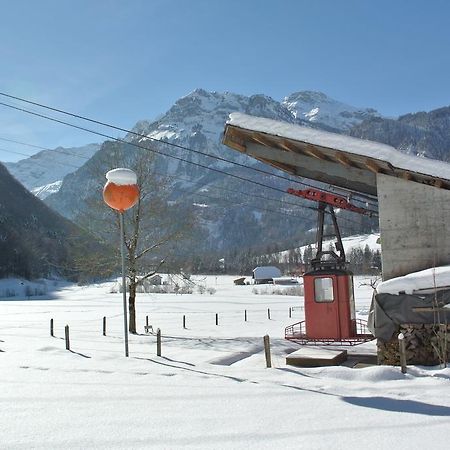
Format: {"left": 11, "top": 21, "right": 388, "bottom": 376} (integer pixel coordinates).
{"left": 314, "top": 277, "right": 334, "bottom": 302}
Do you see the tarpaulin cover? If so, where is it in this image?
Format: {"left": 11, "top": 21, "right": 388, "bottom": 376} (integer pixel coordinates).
{"left": 368, "top": 290, "right": 450, "bottom": 341}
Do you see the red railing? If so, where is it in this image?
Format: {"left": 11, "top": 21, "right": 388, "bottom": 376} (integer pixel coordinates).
{"left": 285, "top": 319, "right": 373, "bottom": 345}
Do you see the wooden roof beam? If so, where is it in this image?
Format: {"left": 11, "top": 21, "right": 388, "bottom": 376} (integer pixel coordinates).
{"left": 335, "top": 153, "right": 356, "bottom": 168}
{"left": 251, "top": 133, "right": 277, "bottom": 148}
{"left": 302, "top": 144, "right": 328, "bottom": 161}
{"left": 365, "top": 159, "right": 382, "bottom": 174}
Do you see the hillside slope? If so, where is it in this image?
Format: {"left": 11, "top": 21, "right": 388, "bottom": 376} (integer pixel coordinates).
{"left": 0, "top": 163, "right": 108, "bottom": 279}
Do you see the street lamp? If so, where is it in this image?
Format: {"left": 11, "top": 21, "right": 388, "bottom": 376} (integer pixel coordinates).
{"left": 103, "top": 168, "right": 140, "bottom": 357}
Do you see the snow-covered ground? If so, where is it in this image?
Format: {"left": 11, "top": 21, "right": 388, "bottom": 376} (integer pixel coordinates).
{"left": 1, "top": 275, "right": 449, "bottom": 449}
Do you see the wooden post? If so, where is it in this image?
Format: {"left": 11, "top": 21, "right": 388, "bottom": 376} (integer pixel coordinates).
{"left": 244, "top": 310, "right": 247, "bottom": 322}
{"left": 65, "top": 325, "right": 70, "bottom": 351}
{"left": 267, "top": 308, "right": 271, "bottom": 320}
{"left": 103, "top": 316, "right": 106, "bottom": 336}
{"left": 289, "top": 307, "right": 292, "bottom": 318}
{"left": 50, "top": 318, "right": 54, "bottom": 337}
{"left": 398, "top": 332, "right": 407, "bottom": 374}
{"left": 156, "top": 328, "right": 161, "bottom": 357}
{"left": 215, "top": 313, "right": 219, "bottom": 326}
{"left": 263, "top": 335, "right": 272, "bottom": 368}
{"left": 183, "top": 315, "right": 186, "bottom": 329}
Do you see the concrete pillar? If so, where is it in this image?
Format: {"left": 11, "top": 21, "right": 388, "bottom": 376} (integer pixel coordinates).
{"left": 377, "top": 173, "right": 450, "bottom": 280}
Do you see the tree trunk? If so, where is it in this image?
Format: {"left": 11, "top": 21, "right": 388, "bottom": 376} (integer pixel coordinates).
{"left": 128, "top": 280, "right": 137, "bottom": 334}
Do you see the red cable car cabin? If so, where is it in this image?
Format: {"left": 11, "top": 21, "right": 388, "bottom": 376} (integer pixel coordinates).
{"left": 284, "top": 188, "right": 373, "bottom": 344}
{"left": 303, "top": 268, "right": 356, "bottom": 340}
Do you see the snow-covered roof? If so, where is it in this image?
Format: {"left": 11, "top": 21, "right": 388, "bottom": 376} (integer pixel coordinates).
{"left": 252, "top": 266, "right": 282, "bottom": 279}
{"left": 377, "top": 265, "right": 450, "bottom": 295}
{"left": 223, "top": 113, "right": 450, "bottom": 195}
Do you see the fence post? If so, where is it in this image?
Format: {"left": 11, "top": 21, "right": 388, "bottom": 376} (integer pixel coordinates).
{"left": 267, "top": 308, "right": 271, "bottom": 320}
{"left": 146, "top": 315, "right": 149, "bottom": 328}
{"left": 263, "top": 335, "right": 272, "bottom": 368}
{"left": 50, "top": 318, "right": 54, "bottom": 337}
{"left": 103, "top": 316, "right": 106, "bottom": 336}
{"left": 398, "top": 332, "right": 407, "bottom": 374}
{"left": 156, "top": 328, "right": 161, "bottom": 357}
{"left": 183, "top": 315, "right": 186, "bottom": 329}
{"left": 244, "top": 310, "right": 247, "bottom": 322}
{"left": 65, "top": 325, "right": 70, "bottom": 351}
{"left": 289, "top": 307, "right": 292, "bottom": 318}
{"left": 215, "top": 313, "right": 219, "bottom": 326}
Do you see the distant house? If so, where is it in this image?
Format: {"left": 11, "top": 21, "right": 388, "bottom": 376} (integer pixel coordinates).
{"left": 149, "top": 274, "right": 162, "bottom": 286}
{"left": 252, "top": 266, "right": 282, "bottom": 284}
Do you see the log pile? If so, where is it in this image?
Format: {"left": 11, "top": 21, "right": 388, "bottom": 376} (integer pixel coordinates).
{"left": 377, "top": 323, "right": 450, "bottom": 366}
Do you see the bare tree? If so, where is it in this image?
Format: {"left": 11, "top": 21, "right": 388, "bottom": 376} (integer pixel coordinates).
{"left": 77, "top": 140, "right": 195, "bottom": 333}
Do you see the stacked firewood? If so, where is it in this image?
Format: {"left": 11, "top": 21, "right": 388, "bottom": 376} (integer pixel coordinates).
{"left": 377, "top": 323, "right": 450, "bottom": 366}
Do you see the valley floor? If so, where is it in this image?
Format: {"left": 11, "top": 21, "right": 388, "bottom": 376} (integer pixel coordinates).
{"left": 1, "top": 276, "right": 449, "bottom": 449}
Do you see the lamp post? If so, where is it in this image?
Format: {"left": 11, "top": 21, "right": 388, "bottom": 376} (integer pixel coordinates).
{"left": 103, "top": 168, "right": 140, "bottom": 357}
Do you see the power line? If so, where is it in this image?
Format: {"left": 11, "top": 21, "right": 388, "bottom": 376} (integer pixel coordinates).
{"left": 0, "top": 100, "right": 319, "bottom": 206}
{"left": 0, "top": 100, "right": 378, "bottom": 226}
{"left": 0, "top": 90, "right": 378, "bottom": 208}
{"left": 0, "top": 134, "right": 377, "bottom": 227}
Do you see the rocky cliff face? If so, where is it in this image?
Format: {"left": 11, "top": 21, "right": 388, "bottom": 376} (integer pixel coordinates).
{"left": 350, "top": 106, "right": 450, "bottom": 161}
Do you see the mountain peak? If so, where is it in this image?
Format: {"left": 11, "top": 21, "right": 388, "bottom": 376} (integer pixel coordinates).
{"left": 282, "top": 90, "right": 380, "bottom": 131}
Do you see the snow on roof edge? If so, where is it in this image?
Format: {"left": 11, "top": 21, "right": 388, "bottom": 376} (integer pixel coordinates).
{"left": 227, "top": 112, "right": 450, "bottom": 182}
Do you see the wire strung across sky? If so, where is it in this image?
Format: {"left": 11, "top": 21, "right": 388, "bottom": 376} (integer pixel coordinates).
{"left": 0, "top": 96, "right": 378, "bottom": 228}
{"left": 0, "top": 91, "right": 378, "bottom": 208}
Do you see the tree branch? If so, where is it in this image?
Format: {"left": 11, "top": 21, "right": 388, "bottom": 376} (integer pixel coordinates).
{"left": 136, "top": 259, "right": 165, "bottom": 284}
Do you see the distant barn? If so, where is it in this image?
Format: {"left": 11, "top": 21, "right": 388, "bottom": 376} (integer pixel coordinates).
{"left": 252, "top": 266, "right": 282, "bottom": 284}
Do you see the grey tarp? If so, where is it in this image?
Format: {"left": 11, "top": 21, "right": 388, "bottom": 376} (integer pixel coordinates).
{"left": 368, "top": 290, "right": 450, "bottom": 341}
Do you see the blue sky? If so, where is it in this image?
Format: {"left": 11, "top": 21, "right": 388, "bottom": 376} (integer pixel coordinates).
{"left": 1, "top": 0, "right": 449, "bottom": 161}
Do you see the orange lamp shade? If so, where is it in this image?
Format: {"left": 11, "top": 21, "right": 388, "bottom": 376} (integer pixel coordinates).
{"left": 103, "top": 181, "right": 140, "bottom": 212}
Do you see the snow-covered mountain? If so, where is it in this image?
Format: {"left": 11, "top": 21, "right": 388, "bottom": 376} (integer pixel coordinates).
{"left": 5, "top": 89, "right": 380, "bottom": 200}
{"left": 282, "top": 91, "right": 380, "bottom": 131}
{"left": 5, "top": 143, "right": 100, "bottom": 199}
{"left": 44, "top": 90, "right": 328, "bottom": 254}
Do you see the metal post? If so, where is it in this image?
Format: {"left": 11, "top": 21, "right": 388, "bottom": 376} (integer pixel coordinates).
{"left": 215, "top": 313, "right": 219, "bottom": 326}
{"left": 289, "top": 307, "right": 292, "bottom": 318}
{"left": 50, "top": 318, "right": 54, "bottom": 337}
{"left": 103, "top": 316, "right": 106, "bottom": 336}
{"left": 244, "top": 310, "right": 247, "bottom": 322}
{"left": 120, "top": 213, "right": 129, "bottom": 357}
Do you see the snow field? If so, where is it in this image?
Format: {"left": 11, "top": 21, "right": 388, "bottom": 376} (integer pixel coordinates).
{"left": 1, "top": 275, "right": 450, "bottom": 449}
